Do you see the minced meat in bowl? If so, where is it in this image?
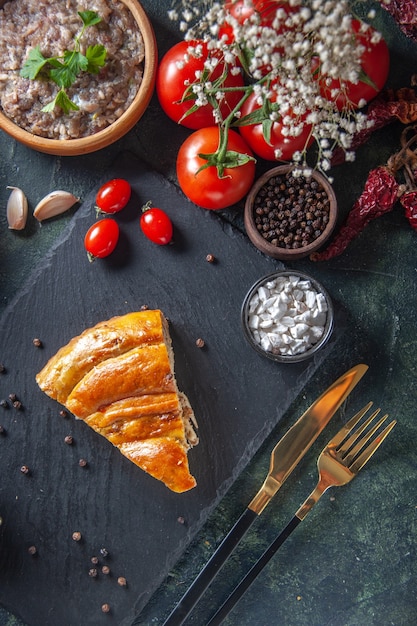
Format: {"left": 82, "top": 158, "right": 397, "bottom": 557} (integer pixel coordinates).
{"left": 0, "top": 0, "right": 156, "bottom": 153}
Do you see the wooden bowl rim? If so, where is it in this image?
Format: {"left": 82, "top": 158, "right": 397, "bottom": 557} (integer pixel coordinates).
{"left": 0, "top": 0, "right": 158, "bottom": 155}
{"left": 244, "top": 164, "right": 338, "bottom": 260}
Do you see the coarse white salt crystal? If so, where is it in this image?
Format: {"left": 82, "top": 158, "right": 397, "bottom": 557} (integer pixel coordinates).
{"left": 248, "top": 314, "right": 260, "bottom": 329}
{"left": 305, "top": 290, "right": 316, "bottom": 308}
{"left": 258, "top": 286, "right": 269, "bottom": 301}
{"left": 245, "top": 273, "right": 331, "bottom": 358}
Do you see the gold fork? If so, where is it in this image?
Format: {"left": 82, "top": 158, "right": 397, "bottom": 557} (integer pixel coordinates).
{"left": 207, "top": 402, "right": 396, "bottom": 626}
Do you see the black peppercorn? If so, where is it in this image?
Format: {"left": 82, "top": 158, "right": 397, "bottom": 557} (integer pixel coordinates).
{"left": 252, "top": 172, "right": 330, "bottom": 250}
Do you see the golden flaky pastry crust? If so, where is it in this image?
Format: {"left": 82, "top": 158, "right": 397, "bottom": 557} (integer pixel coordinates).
{"left": 36, "top": 310, "right": 198, "bottom": 492}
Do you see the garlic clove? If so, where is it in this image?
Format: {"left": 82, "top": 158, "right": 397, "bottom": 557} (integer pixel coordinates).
{"left": 6, "top": 186, "right": 28, "bottom": 230}
{"left": 33, "top": 190, "right": 80, "bottom": 222}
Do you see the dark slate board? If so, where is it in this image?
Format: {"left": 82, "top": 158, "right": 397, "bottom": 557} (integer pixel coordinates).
{"left": 0, "top": 152, "right": 343, "bottom": 626}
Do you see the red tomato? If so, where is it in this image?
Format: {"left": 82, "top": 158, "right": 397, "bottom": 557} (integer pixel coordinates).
{"left": 176, "top": 127, "right": 255, "bottom": 210}
{"left": 219, "top": 1, "right": 297, "bottom": 54}
{"left": 140, "top": 204, "right": 173, "bottom": 245}
{"left": 313, "top": 19, "right": 390, "bottom": 110}
{"left": 95, "top": 178, "right": 131, "bottom": 214}
{"left": 156, "top": 40, "right": 245, "bottom": 129}
{"left": 84, "top": 219, "right": 120, "bottom": 260}
{"left": 238, "top": 91, "right": 313, "bottom": 161}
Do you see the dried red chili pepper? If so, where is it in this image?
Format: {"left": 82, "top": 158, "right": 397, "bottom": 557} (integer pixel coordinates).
{"left": 332, "top": 88, "right": 417, "bottom": 166}
{"left": 311, "top": 166, "right": 399, "bottom": 261}
{"left": 400, "top": 190, "right": 417, "bottom": 230}
{"left": 379, "top": 0, "right": 417, "bottom": 42}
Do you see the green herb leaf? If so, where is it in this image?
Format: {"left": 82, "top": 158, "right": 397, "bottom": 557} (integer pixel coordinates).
{"left": 22, "top": 10, "right": 105, "bottom": 114}
{"left": 42, "top": 89, "right": 79, "bottom": 114}
{"left": 49, "top": 64, "right": 78, "bottom": 89}
{"left": 20, "top": 46, "right": 48, "bottom": 80}
{"left": 86, "top": 45, "right": 107, "bottom": 74}
{"left": 78, "top": 10, "right": 102, "bottom": 28}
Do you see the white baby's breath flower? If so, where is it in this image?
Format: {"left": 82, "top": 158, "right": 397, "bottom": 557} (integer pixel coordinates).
{"left": 168, "top": 0, "right": 382, "bottom": 174}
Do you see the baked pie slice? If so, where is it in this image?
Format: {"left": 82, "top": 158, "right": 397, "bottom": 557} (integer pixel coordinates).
{"left": 36, "top": 310, "right": 198, "bottom": 492}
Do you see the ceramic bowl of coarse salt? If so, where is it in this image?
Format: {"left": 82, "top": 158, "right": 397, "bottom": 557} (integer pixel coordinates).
{"left": 241, "top": 270, "right": 334, "bottom": 363}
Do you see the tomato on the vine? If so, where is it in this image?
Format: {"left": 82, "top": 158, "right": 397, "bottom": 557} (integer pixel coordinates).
{"left": 140, "top": 203, "right": 173, "bottom": 245}
{"left": 176, "top": 127, "right": 255, "bottom": 210}
{"left": 95, "top": 178, "right": 131, "bottom": 214}
{"left": 156, "top": 40, "right": 245, "bottom": 129}
{"left": 219, "top": 0, "right": 296, "bottom": 44}
{"left": 84, "top": 219, "right": 120, "bottom": 261}
{"left": 312, "top": 19, "right": 390, "bottom": 110}
{"left": 237, "top": 91, "right": 313, "bottom": 161}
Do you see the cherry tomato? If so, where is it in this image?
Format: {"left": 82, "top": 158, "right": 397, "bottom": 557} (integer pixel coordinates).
{"left": 84, "top": 218, "right": 120, "bottom": 260}
{"left": 238, "top": 91, "right": 313, "bottom": 161}
{"left": 176, "top": 127, "right": 255, "bottom": 210}
{"left": 312, "top": 19, "right": 390, "bottom": 110}
{"left": 140, "top": 204, "right": 173, "bottom": 245}
{"left": 156, "top": 40, "right": 245, "bottom": 129}
{"left": 95, "top": 178, "right": 131, "bottom": 214}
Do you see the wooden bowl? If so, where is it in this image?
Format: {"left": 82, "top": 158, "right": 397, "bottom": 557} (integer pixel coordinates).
{"left": 0, "top": 0, "right": 158, "bottom": 156}
{"left": 244, "top": 165, "right": 338, "bottom": 260}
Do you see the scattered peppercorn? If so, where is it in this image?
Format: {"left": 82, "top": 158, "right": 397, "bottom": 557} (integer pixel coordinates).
{"left": 195, "top": 338, "right": 205, "bottom": 348}
{"left": 0, "top": 400, "right": 8, "bottom": 409}
{"left": 72, "top": 531, "right": 82, "bottom": 542}
{"left": 252, "top": 173, "right": 330, "bottom": 250}
{"left": 8, "top": 393, "right": 17, "bottom": 402}
{"left": 140, "top": 304, "right": 149, "bottom": 310}
{"left": 101, "top": 565, "right": 110, "bottom": 575}
{"left": 28, "top": 545, "right": 37, "bottom": 556}
{"left": 100, "top": 547, "right": 109, "bottom": 558}
{"left": 205, "top": 253, "right": 216, "bottom": 263}
{"left": 101, "top": 604, "right": 111, "bottom": 614}
{"left": 91, "top": 555, "right": 99, "bottom": 565}
{"left": 12, "top": 400, "right": 22, "bottom": 410}
{"left": 32, "top": 338, "right": 43, "bottom": 348}
{"left": 117, "top": 576, "right": 127, "bottom": 587}
{"left": 78, "top": 458, "right": 88, "bottom": 467}
{"left": 89, "top": 568, "right": 98, "bottom": 578}
{"left": 59, "top": 410, "right": 68, "bottom": 418}
{"left": 20, "top": 465, "right": 30, "bottom": 475}
{"left": 64, "top": 435, "right": 74, "bottom": 445}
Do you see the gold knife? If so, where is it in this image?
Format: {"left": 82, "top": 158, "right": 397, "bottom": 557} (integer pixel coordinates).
{"left": 163, "top": 363, "right": 368, "bottom": 626}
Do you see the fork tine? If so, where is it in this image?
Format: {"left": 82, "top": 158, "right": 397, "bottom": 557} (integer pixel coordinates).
{"left": 348, "top": 419, "right": 397, "bottom": 474}
{"left": 330, "top": 402, "right": 373, "bottom": 448}
{"left": 341, "top": 411, "right": 387, "bottom": 462}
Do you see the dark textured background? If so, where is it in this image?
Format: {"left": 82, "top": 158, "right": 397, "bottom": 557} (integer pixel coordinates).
{"left": 1, "top": 1, "right": 416, "bottom": 625}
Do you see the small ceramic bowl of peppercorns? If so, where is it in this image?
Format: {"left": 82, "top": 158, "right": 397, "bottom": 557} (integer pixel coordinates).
{"left": 244, "top": 165, "right": 338, "bottom": 260}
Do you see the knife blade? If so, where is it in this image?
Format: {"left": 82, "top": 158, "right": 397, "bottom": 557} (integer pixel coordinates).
{"left": 162, "top": 363, "right": 368, "bottom": 626}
